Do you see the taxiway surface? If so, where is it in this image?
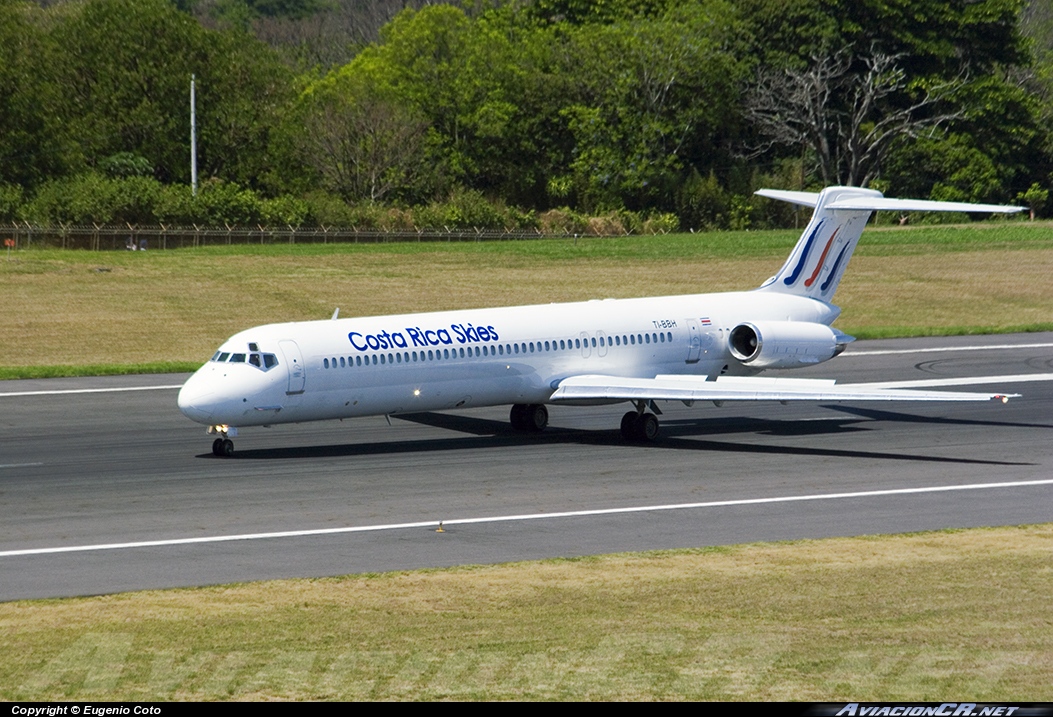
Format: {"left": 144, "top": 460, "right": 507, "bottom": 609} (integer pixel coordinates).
{"left": 2, "top": 334, "right": 1051, "bottom": 601}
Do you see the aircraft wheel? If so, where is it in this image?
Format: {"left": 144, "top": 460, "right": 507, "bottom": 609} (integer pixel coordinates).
{"left": 525, "top": 404, "right": 548, "bottom": 432}
{"left": 620, "top": 411, "right": 638, "bottom": 440}
{"left": 221, "top": 438, "right": 234, "bottom": 457}
{"left": 636, "top": 413, "right": 660, "bottom": 442}
{"left": 212, "top": 438, "right": 224, "bottom": 456}
{"left": 509, "top": 404, "right": 527, "bottom": 430}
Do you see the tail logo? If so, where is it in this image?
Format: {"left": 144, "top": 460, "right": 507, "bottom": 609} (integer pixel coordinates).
{"left": 803, "top": 227, "right": 841, "bottom": 288}
{"left": 819, "top": 244, "right": 850, "bottom": 293}
{"left": 783, "top": 220, "right": 846, "bottom": 294}
{"left": 782, "top": 220, "right": 825, "bottom": 286}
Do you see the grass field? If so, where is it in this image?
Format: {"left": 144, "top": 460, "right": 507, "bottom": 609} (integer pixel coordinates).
{"left": 3, "top": 525, "right": 1051, "bottom": 700}
{"left": 3, "top": 221, "right": 1053, "bottom": 377}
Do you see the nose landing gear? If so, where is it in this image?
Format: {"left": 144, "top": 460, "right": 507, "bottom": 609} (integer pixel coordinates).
{"left": 211, "top": 437, "right": 234, "bottom": 457}
{"left": 207, "top": 425, "right": 237, "bottom": 457}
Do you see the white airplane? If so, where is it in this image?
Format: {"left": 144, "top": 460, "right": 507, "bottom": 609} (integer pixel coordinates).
{"left": 178, "top": 186, "right": 1023, "bottom": 456}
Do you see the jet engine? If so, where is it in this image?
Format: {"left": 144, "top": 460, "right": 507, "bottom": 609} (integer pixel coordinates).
{"left": 728, "top": 321, "right": 851, "bottom": 369}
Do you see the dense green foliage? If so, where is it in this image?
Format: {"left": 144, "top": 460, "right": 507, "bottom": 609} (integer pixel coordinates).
{"left": 1, "top": 0, "right": 1051, "bottom": 229}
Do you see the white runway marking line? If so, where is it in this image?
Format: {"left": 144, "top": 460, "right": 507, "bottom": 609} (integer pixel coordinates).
{"left": 3, "top": 478, "right": 1053, "bottom": 558}
{"left": 0, "top": 385, "right": 182, "bottom": 398}
{"left": 0, "top": 463, "right": 43, "bottom": 469}
{"left": 846, "top": 342, "right": 1053, "bottom": 357}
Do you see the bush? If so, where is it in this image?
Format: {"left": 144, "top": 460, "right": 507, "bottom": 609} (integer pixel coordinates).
{"left": 377, "top": 207, "right": 416, "bottom": 231}
{"left": 747, "top": 160, "right": 810, "bottom": 229}
{"left": 586, "top": 213, "right": 626, "bottom": 236}
{"left": 438, "top": 188, "right": 512, "bottom": 229}
{"left": 260, "top": 195, "right": 310, "bottom": 226}
{"left": 192, "top": 179, "right": 264, "bottom": 226}
{"left": 154, "top": 184, "right": 196, "bottom": 225}
{"left": 614, "top": 209, "right": 643, "bottom": 235}
{"left": 677, "top": 170, "right": 729, "bottom": 230}
{"left": 1017, "top": 183, "right": 1049, "bottom": 220}
{"left": 641, "top": 212, "right": 679, "bottom": 234}
{"left": 162, "top": 180, "right": 287, "bottom": 226}
{"left": 538, "top": 208, "right": 588, "bottom": 235}
{"left": 301, "top": 192, "right": 357, "bottom": 226}
{"left": 20, "top": 175, "right": 288, "bottom": 227}
{"left": 728, "top": 195, "right": 753, "bottom": 231}
{"left": 110, "top": 176, "right": 163, "bottom": 224}
{"left": 409, "top": 190, "right": 536, "bottom": 231}
{"left": 24, "top": 174, "right": 120, "bottom": 224}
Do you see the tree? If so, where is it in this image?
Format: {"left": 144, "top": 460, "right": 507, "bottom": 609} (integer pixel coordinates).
{"left": 1022, "top": 0, "right": 1053, "bottom": 171}
{"left": 297, "top": 4, "right": 573, "bottom": 205}
{"left": 294, "top": 65, "right": 432, "bottom": 202}
{"left": 737, "top": 0, "right": 1041, "bottom": 200}
{"left": 0, "top": 0, "right": 72, "bottom": 188}
{"left": 526, "top": 0, "right": 673, "bottom": 25}
{"left": 48, "top": 0, "right": 211, "bottom": 183}
{"left": 364, "top": 5, "right": 527, "bottom": 191}
{"left": 554, "top": 0, "right": 747, "bottom": 210}
{"left": 746, "top": 48, "right": 964, "bottom": 187}
{"left": 1017, "top": 182, "right": 1049, "bottom": 220}
{"left": 195, "top": 29, "right": 295, "bottom": 190}
{"left": 47, "top": 0, "right": 291, "bottom": 187}
{"left": 739, "top": 0, "right": 1028, "bottom": 77}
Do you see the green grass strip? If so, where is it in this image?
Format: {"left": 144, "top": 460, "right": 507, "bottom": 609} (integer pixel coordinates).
{"left": 3, "top": 525, "right": 1051, "bottom": 700}
{"left": 0, "top": 362, "right": 198, "bottom": 381}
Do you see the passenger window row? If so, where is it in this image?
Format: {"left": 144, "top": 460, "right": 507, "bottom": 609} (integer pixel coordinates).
{"left": 321, "top": 331, "right": 675, "bottom": 370}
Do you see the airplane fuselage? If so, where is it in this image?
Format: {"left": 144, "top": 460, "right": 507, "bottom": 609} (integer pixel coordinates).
{"left": 177, "top": 290, "right": 840, "bottom": 428}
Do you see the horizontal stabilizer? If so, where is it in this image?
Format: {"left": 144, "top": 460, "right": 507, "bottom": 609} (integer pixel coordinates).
{"left": 825, "top": 196, "right": 1023, "bottom": 214}
{"left": 754, "top": 189, "right": 820, "bottom": 207}
{"left": 550, "top": 374, "right": 1019, "bottom": 404}
{"left": 755, "top": 188, "right": 1023, "bottom": 214}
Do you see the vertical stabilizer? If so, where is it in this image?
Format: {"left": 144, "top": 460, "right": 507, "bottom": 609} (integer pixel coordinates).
{"left": 757, "top": 186, "right": 880, "bottom": 302}
{"left": 755, "top": 187, "right": 1022, "bottom": 303}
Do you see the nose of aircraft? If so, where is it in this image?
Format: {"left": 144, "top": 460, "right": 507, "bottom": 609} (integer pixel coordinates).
{"left": 177, "top": 371, "right": 216, "bottom": 424}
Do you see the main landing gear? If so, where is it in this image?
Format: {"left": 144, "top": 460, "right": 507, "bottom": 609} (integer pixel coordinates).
{"left": 621, "top": 402, "right": 660, "bottom": 442}
{"left": 509, "top": 402, "right": 661, "bottom": 442}
{"left": 207, "top": 425, "right": 236, "bottom": 457}
{"left": 510, "top": 403, "right": 548, "bottom": 432}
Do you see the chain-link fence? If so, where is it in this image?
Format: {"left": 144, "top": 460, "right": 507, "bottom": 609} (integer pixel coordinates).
{"left": 0, "top": 223, "right": 568, "bottom": 251}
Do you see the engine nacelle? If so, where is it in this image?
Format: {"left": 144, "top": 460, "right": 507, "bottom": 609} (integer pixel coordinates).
{"left": 728, "top": 321, "right": 851, "bottom": 369}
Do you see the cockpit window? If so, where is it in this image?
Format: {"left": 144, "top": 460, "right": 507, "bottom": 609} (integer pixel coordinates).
{"left": 210, "top": 346, "right": 278, "bottom": 371}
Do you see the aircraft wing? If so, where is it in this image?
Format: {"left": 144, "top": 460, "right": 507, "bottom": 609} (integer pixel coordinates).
{"left": 549, "top": 374, "right": 1019, "bottom": 403}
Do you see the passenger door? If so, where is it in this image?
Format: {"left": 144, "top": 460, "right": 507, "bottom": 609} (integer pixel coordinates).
{"left": 278, "top": 340, "right": 306, "bottom": 394}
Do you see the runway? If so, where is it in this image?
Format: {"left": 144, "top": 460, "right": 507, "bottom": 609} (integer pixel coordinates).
{"left": 2, "top": 333, "right": 1052, "bottom": 601}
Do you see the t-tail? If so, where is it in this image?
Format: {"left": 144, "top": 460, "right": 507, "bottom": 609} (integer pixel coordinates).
{"left": 755, "top": 186, "right": 1023, "bottom": 303}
